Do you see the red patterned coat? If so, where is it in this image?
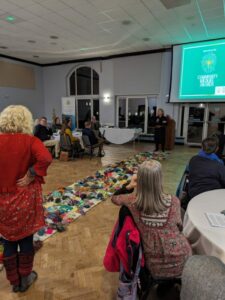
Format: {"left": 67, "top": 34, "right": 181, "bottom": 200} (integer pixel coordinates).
{"left": 0, "top": 133, "right": 52, "bottom": 241}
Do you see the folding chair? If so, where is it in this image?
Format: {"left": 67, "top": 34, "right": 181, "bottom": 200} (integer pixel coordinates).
{"left": 82, "top": 134, "right": 101, "bottom": 159}
{"left": 59, "top": 134, "right": 73, "bottom": 157}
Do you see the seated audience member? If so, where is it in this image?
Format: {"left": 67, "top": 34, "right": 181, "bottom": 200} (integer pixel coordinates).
{"left": 91, "top": 115, "right": 100, "bottom": 131}
{"left": 111, "top": 160, "right": 192, "bottom": 293}
{"left": 34, "top": 117, "right": 60, "bottom": 158}
{"left": 82, "top": 121, "right": 104, "bottom": 157}
{"left": 91, "top": 115, "right": 100, "bottom": 137}
{"left": 188, "top": 137, "right": 225, "bottom": 199}
{"left": 91, "top": 115, "right": 109, "bottom": 143}
{"left": 60, "top": 122, "right": 83, "bottom": 156}
{"left": 52, "top": 116, "right": 62, "bottom": 133}
{"left": 212, "top": 131, "right": 225, "bottom": 162}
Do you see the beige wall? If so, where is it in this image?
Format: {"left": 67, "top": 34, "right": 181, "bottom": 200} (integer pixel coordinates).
{"left": 0, "top": 60, "right": 35, "bottom": 89}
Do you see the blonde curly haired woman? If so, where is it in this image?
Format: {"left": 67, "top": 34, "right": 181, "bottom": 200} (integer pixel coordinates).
{"left": 0, "top": 105, "right": 52, "bottom": 292}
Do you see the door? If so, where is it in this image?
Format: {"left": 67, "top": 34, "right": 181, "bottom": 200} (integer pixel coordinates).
{"left": 207, "top": 103, "right": 225, "bottom": 136}
{"left": 93, "top": 99, "right": 100, "bottom": 121}
{"left": 187, "top": 105, "right": 206, "bottom": 144}
{"left": 77, "top": 99, "right": 91, "bottom": 128}
{"left": 117, "top": 97, "right": 127, "bottom": 128}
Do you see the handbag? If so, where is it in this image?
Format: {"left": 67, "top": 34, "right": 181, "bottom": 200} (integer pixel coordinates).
{"left": 59, "top": 151, "right": 69, "bottom": 161}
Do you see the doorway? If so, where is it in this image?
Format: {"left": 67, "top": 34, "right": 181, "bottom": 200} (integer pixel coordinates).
{"left": 76, "top": 98, "right": 99, "bottom": 129}
{"left": 180, "top": 103, "right": 225, "bottom": 145}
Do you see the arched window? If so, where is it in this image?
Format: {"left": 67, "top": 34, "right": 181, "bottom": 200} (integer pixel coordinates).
{"left": 68, "top": 66, "right": 99, "bottom": 96}
{"left": 68, "top": 66, "right": 100, "bottom": 128}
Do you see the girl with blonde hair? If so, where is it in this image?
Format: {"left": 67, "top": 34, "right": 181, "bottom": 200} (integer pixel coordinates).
{"left": 112, "top": 160, "right": 191, "bottom": 285}
{"left": 0, "top": 105, "right": 52, "bottom": 292}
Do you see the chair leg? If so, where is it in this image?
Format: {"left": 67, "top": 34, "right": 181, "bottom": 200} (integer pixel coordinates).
{"left": 90, "top": 148, "right": 93, "bottom": 159}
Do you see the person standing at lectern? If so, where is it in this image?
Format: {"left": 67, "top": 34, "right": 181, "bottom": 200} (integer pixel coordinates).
{"left": 154, "top": 108, "right": 167, "bottom": 152}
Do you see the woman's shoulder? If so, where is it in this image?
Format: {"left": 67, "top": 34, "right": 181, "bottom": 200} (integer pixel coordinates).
{"left": 161, "top": 194, "right": 180, "bottom": 212}
{"left": 168, "top": 195, "right": 181, "bottom": 213}
{"left": 170, "top": 194, "right": 180, "bottom": 202}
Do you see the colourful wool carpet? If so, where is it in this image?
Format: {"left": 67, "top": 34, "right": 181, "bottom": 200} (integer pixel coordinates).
{"left": 34, "top": 151, "right": 167, "bottom": 242}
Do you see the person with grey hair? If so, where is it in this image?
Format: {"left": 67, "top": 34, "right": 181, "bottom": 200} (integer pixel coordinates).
{"left": 188, "top": 137, "right": 225, "bottom": 199}
{"left": 111, "top": 160, "right": 192, "bottom": 295}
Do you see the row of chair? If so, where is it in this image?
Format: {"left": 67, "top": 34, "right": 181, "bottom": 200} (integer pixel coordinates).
{"left": 60, "top": 133, "right": 100, "bottom": 159}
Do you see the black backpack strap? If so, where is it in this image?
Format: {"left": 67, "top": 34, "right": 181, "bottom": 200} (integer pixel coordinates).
{"left": 112, "top": 206, "right": 131, "bottom": 248}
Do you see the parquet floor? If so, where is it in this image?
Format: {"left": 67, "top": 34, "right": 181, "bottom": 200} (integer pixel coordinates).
{"left": 0, "top": 142, "right": 197, "bottom": 300}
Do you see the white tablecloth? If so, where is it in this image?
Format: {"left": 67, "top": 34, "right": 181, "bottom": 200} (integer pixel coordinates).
{"left": 99, "top": 127, "right": 142, "bottom": 144}
{"left": 183, "top": 189, "right": 225, "bottom": 263}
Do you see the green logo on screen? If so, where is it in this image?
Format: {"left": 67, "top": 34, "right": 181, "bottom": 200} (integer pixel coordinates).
{"left": 201, "top": 52, "right": 217, "bottom": 74}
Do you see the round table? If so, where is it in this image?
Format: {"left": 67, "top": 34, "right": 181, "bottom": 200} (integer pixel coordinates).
{"left": 99, "top": 127, "right": 142, "bottom": 144}
{"left": 183, "top": 189, "right": 225, "bottom": 263}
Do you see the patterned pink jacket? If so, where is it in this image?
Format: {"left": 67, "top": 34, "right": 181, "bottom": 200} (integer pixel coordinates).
{"left": 112, "top": 193, "right": 192, "bottom": 278}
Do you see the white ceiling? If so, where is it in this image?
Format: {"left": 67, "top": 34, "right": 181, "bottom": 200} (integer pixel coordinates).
{"left": 0, "top": 0, "right": 224, "bottom": 64}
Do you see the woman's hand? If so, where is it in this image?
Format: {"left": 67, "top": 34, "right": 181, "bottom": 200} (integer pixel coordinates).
{"left": 17, "top": 171, "right": 35, "bottom": 187}
{"left": 126, "top": 174, "right": 137, "bottom": 190}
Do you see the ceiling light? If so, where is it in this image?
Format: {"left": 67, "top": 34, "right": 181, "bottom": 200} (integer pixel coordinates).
{"left": 160, "top": 0, "right": 191, "bottom": 9}
{"left": 1, "top": 13, "right": 23, "bottom": 24}
{"left": 27, "top": 40, "right": 36, "bottom": 43}
{"left": 6, "top": 15, "right": 15, "bottom": 22}
{"left": 50, "top": 35, "right": 59, "bottom": 39}
{"left": 121, "top": 20, "right": 132, "bottom": 25}
{"left": 143, "top": 38, "right": 151, "bottom": 42}
{"left": 0, "top": 46, "right": 8, "bottom": 49}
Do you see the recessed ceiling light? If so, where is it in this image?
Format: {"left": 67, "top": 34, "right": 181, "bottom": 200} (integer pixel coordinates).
{"left": 27, "top": 40, "right": 36, "bottom": 43}
{"left": 143, "top": 38, "right": 151, "bottom": 42}
{"left": 6, "top": 15, "right": 15, "bottom": 22}
{"left": 50, "top": 35, "right": 59, "bottom": 39}
{"left": 0, "top": 46, "right": 8, "bottom": 49}
{"left": 33, "top": 55, "right": 39, "bottom": 58}
{"left": 2, "top": 13, "right": 23, "bottom": 24}
{"left": 121, "top": 20, "right": 132, "bottom": 25}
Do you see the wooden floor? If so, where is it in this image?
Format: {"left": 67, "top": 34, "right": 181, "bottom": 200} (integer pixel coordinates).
{"left": 0, "top": 142, "right": 197, "bottom": 300}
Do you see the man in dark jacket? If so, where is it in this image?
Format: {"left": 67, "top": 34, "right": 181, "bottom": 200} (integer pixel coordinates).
{"left": 34, "top": 117, "right": 60, "bottom": 158}
{"left": 188, "top": 137, "right": 225, "bottom": 199}
{"left": 34, "top": 117, "right": 52, "bottom": 141}
{"left": 82, "top": 121, "right": 104, "bottom": 157}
